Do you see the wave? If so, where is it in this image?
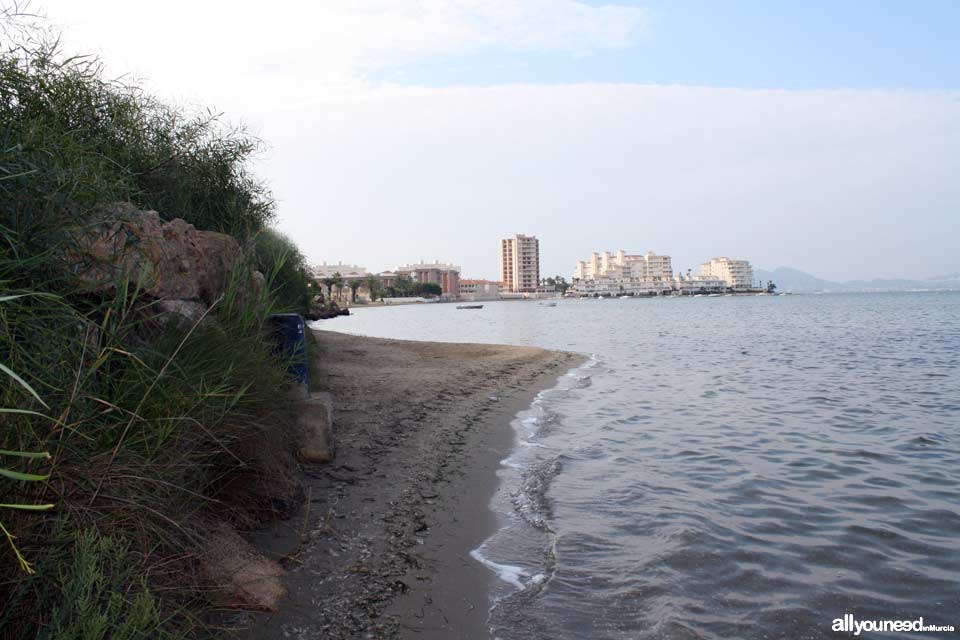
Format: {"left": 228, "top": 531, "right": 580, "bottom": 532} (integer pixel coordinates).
{"left": 471, "top": 354, "right": 598, "bottom": 614}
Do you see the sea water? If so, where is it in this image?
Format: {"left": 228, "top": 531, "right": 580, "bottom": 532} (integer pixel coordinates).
{"left": 317, "top": 293, "right": 960, "bottom": 639}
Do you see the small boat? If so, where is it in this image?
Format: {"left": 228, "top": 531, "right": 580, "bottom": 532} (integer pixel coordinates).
{"left": 619, "top": 295, "right": 630, "bottom": 299}
{"left": 539, "top": 302, "right": 557, "bottom": 307}
{"left": 457, "top": 304, "right": 483, "bottom": 310}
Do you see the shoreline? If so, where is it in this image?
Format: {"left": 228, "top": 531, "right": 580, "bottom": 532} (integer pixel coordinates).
{"left": 238, "top": 330, "right": 585, "bottom": 639}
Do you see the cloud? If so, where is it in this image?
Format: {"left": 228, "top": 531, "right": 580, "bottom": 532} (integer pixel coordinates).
{"left": 339, "top": 0, "right": 649, "bottom": 58}
{"left": 30, "top": 2, "right": 960, "bottom": 281}
{"left": 39, "top": 0, "right": 649, "bottom": 109}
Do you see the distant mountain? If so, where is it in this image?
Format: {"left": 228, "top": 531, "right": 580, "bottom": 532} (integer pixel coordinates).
{"left": 755, "top": 267, "right": 960, "bottom": 293}
{"left": 754, "top": 267, "right": 840, "bottom": 292}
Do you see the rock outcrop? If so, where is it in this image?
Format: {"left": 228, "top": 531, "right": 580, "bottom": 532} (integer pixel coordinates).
{"left": 305, "top": 302, "right": 350, "bottom": 321}
{"left": 66, "top": 203, "right": 261, "bottom": 323}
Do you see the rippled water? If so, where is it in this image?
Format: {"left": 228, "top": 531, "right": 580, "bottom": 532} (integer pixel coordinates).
{"left": 318, "top": 293, "right": 960, "bottom": 639}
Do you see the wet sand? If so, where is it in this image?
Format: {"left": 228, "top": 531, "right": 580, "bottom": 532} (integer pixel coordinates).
{"left": 240, "top": 329, "right": 584, "bottom": 639}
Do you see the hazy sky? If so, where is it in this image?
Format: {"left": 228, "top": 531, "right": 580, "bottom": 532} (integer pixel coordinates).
{"left": 37, "top": 1, "right": 960, "bottom": 281}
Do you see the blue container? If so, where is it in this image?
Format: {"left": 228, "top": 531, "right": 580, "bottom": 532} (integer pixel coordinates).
{"left": 267, "top": 314, "right": 309, "bottom": 387}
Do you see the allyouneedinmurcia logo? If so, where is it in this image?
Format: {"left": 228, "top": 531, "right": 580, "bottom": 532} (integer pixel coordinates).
{"left": 832, "top": 614, "right": 955, "bottom": 635}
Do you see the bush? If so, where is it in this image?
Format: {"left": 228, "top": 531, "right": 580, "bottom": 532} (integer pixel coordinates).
{"left": 254, "top": 229, "right": 315, "bottom": 313}
{"left": 0, "top": 17, "right": 274, "bottom": 249}
{"left": 38, "top": 530, "right": 177, "bottom": 640}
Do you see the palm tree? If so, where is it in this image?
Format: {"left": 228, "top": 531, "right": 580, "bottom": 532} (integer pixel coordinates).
{"left": 321, "top": 277, "right": 335, "bottom": 301}
{"left": 364, "top": 275, "right": 381, "bottom": 302}
{"left": 349, "top": 279, "right": 362, "bottom": 303}
{"left": 394, "top": 274, "right": 413, "bottom": 296}
{"left": 332, "top": 272, "right": 345, "bottom": 302}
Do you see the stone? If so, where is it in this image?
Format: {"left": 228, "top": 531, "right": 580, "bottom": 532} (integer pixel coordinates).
{"left": 65, "top": 203, "right": 256, "bottom": 307}
{"left": 250, "top": 270, "right": 266, "bottom": 301}
{"left": 153, "top": 299, "right": 210, "bottom": 328}
{"left": 201, "top": 522, "right": 286, "bottom": 611}
{"left": 297, "top": 391, "right": 335, "bottom": 463}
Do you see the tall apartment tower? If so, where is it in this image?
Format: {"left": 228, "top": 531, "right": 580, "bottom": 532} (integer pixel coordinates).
{"left": 500, "top": 234, "right": 540, "bottom": 293}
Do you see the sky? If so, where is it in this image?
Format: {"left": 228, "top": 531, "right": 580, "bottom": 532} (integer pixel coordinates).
{"left": 31, "top": 0, "right": 960, "bottom": 281}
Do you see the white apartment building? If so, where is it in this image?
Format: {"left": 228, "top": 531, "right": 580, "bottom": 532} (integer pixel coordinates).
{"left": 500, "top": 234, "right": 540, "bottom": 293}
{"left": 699, "top": 257, "right": 754, "bottom": 290}
{"left": 570, "top": 249, "right": 675, "bottom": 296}
{"left": 310, "top": 261, "right": 369, "bottom": 280}
{"left": 574, "top": 250, "right": 673, "bottom": 282}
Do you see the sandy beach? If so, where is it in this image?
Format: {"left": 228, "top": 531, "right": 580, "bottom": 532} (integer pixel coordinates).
{"left": 239, "top": 329, "right": 584, "bottom": 639}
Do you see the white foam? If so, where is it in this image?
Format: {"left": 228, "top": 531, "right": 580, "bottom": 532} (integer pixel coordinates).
{"left": 518, "top": 440, "right": 547, "bottom": 448}
{"left": 473, "top": 354, "right": 590, "bottom": 600}
{"left": 470, "top": 548, "right": 529, "bottom": 590}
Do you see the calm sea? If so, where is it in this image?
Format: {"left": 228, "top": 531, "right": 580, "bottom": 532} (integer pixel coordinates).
{"left": 316, "top": 293, "right": 960, "bottom": 639}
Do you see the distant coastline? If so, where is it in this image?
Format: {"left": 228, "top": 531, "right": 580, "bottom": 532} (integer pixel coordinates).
{"left": 755, "top": 266, "right": 960, "bottom": 294}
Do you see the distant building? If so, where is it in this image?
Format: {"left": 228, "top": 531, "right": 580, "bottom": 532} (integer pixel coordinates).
{"left": 500, "top": 234, "right": 540, "bottom": 293}
{"left": 699, "top": 257, "right": 754, "bottom": 290}
{"left": 459, "top": 279, "right": 501, "bottom": 301}
{"left": 377, "top": 271, "right": 398, "bottom": 290}
{"left": 310, "top": 261, "right": 369, "bottom": 281}
{"left": 674, "top": 273, "right": 726, "bottom": 293}
{"left": 396, "top": 260, "right": 461, "bottom": 297}
{"left": 574, "top": 250, "right": 673, "bottom": 283}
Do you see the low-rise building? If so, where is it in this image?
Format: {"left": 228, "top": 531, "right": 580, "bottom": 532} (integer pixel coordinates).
{"left": 377, "top": 271, "right": 398, "bottom": 290}
{"left": 396, "top": 260, "right": 461, "bottom": 297}
{"left": 571, "top": 277, "right": 674, "bottom": 296}
{"left": 674, "top": 273, "right": 727, "bottom": 293}
{"left": 459, "top": 279, "right": 501, "bottom": 301}
{"left": 699, "top": 257, "right": 754, "bottom": 290}
{"left": 310, "top": 261, "right": 369, "bottom": 281}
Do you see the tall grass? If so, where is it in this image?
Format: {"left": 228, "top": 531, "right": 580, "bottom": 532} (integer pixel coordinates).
{"left": 1, "top": 9, "right": 313, "bottom": 637}
{"left": 1, "top": 10, "right": 274, "bottom": 248}
{"left": 0, "top": 242, "right": 299, "bottom": 636}
{"left": 254, "top": 229, "right": 317, "bottom": 314}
